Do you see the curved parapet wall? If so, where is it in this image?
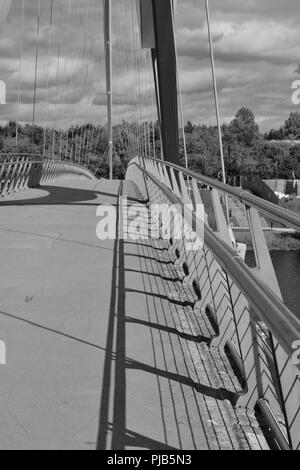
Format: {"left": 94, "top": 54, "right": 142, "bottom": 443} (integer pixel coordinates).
{"left": 0, "top": 156, "right": 96, "bottom": 198}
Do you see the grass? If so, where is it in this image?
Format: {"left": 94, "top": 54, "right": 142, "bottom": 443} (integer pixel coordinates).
{"left": 235, "top": 231, "right": 300, "bottom": 251}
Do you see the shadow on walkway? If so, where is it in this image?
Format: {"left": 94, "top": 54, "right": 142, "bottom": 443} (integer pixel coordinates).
{"left": 0, "top": 309, "right": 107, "bottom": 353}
{"left": 0, "top": 185, "right": 118, "bottom": 207}
{"left": 95, "top": 190, "right": 240, "bottom": 451}
{"left": 97, "top": 182, "right": 124, "bottom": 450}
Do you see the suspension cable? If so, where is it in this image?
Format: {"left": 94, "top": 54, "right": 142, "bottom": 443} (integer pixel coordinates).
{"left": 16, "top": 0, "right": 25, "bottom": 147}
{"left": 171, "top": 3, "right": 188, "bottom": 169}
{"left": 32, "top": 0, "right": 41, "bottom": 151}
{"left": 204, "top": 0, "right": 229, "bottom": 222}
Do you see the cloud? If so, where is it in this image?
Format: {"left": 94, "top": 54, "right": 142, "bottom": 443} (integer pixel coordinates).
{"left": 0, "top": 0, "right": 299, "bottom": 131}
{"left": 175, "top": 0, "right": 300, "bottom": 130}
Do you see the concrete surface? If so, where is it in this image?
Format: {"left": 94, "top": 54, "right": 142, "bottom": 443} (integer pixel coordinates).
{"left": 0, "top": 178, "right": 268, "bottom": 450}
{"left": 0, "top": 179, "right": 119, "bottom": 449}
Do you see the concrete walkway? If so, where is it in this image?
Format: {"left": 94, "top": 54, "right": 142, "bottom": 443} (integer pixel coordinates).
{"left": 0, "top": 178, "right": 119, "bottom": 449}
{"left": 0, "top": 177, "right": 268, "bottom": 450}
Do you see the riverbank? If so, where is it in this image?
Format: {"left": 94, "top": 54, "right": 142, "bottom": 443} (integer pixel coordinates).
{"left": 235, "top": 230, "right": 300, "bottom": 251}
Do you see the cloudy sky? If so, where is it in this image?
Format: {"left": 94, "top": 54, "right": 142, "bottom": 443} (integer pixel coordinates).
{"left": 176, "top": 0, "right": 300, "bottom": 131}
{"left": 0, "top": 0, "right": 299, "bottom": 132}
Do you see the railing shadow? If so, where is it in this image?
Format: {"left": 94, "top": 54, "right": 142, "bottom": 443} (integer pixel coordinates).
{"left": 0, "top": 185, "right": 118, "bottom": 207}
{"left": 96, "top": 206, "right": 244, "bottom": 449}
{"left": 96, "top": 183, "right": 126, "bottom": 450}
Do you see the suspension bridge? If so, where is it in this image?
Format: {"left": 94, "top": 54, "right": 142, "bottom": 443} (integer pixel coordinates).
{"left": 0, "top": 0, "right": 299, "bottom": 451}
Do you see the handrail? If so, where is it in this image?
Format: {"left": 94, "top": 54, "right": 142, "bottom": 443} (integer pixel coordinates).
{"left": 0, "top": 153, "right": 43, "bottom": 157}
{"left": 138, "top": 157, "right": 300, "bottom": 232}
{"left": 129, "top": 159, "right": 300, "bottom": 369}
{"left": 0, "top": 159, "right": 74, "bottom": 166}
{"left": 0, "top": 157, "right": 94, "bottom": 172}
{"left": 0, "top": 155, "right": 73, "bottom": 162}
{"left": 0, "top": 159, "right": 44, "bottom": 166}
{"left": 0, "top": 154, "right": 102, "bottom": 179}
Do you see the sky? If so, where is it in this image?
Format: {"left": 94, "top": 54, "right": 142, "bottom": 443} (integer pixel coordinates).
{"left": 0, "top": 0, "right": 299, "bottom": 132}
{"left": 175, "top": 0, "right": 300, "bottom": 131}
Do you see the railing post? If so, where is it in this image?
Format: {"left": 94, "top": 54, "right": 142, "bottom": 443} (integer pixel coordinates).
{"left": 2, "top": 162, "right": 13, "bottom": 196}
{"left": 169, "top": 167, "right": 181, "bottom": 198}
{"left": 178, "top": 171, "right": 191, "bottom": 205}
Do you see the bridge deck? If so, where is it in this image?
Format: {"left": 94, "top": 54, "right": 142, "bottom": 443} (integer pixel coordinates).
{"left": 0, "top": 178, "right": 268, "bottom": 450}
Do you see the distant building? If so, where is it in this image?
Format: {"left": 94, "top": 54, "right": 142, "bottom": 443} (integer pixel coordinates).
{"left": 264, "top": 179, "right": 300, "bottom": 198}
{"left": 266, "top": 140, "right": 300, "bottom": 146}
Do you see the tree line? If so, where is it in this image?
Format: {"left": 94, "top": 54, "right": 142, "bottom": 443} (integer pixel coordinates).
{"left": 0, "top": 108, "right": 300, "bottom": 180}
{"left": 182, "top": 109, "right": 300, "bottom": 180}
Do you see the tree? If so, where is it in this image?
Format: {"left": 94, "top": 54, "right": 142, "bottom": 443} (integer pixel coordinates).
{"left": 264, "top": 128, "right": 284, "bottom": 141}
{"left": 229, "top": 107, "right": 260, "bottom": 147}
{"left": 184, "top": 121, "right": 194, "bottom": 134}
{"left": 283, "top": 112, "right": 300, "bottom": 140}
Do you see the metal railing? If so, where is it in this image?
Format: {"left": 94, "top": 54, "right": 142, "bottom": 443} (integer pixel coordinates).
{"left": 146, "top": 159, "right": 300, "bottom": 232}
{"left": 0, "top": 154, "right": 96, "bottom": 198}
{"left": 126, "top": 156, "right": 300, "bottom": 450}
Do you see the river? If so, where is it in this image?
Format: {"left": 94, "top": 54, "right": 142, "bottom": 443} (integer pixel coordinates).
{"left": 246, "top": 251, "right": 300, "bottom": 318}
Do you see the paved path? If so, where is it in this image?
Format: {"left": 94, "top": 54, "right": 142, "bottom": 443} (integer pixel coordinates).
{"left": 0, "top": 177, "right": 268, "bottom": 450}
{"left": 0, "top": 178, "right": 120, "bottom": 449}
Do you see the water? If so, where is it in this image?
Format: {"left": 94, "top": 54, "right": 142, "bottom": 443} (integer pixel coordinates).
{"left": 271, "top": 251, "right": 300, "bottom": 317}
{"left": 246, "top": 251, "right": 300, "bottom": 318}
